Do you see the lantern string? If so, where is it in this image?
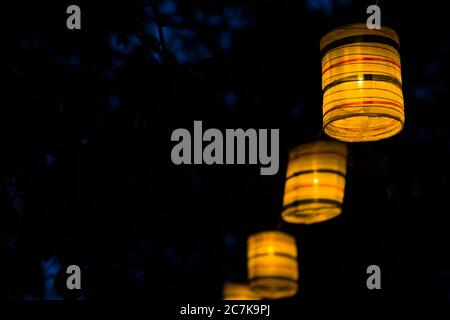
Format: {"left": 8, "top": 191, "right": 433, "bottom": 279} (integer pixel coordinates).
{"left": 151, "top": 1, "right": 168, "bottom": 52}
{"left": 316, "top": 126, "right": 324, "bottom": 140}
{"left": 150, "top": 1, "right": 208, "bottom": 78}
{"left": 276, "top": 220, "right": 284, "bottom": 230}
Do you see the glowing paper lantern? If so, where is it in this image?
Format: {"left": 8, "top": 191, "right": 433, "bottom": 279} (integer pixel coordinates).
{"left": 222, "top": 283, "right": 261, "bottom": 300}
{"left": 282, "top": 140, "right": 347, "bottom": 224}
{"left": 320, "top": 23, "right": 404, "bottom": 142}
{"left": 247, "top": 231, "right": 298, "bottom": 299}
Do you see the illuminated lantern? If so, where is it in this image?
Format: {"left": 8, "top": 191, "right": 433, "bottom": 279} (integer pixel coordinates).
{"left": 222, "top": 283, "right": 261, "bottom": 300}
{"left": 282, "top": 140, "right": 347, "bottom": 224}
{"left": 247, "top": 231, "right": 298, "bottom": 299}
{"left": 320, "top": 23, "right": 404, "bottom": 142}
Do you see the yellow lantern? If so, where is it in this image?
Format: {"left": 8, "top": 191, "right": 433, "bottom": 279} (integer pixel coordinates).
{"left": 222, "top": 282, "right": 262, "bottom": 300}
{"left": 247, "top": 231, "right": 298, "bottom": 299}
{"left": 320, "top": 23, "right": 404, "bottom": 142}
{"left": 282, "top": 140, "right": 347, "bottom": 224}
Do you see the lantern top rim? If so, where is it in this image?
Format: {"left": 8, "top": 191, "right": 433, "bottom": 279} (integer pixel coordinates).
{"left": 247, "top": 230, "right": 295, "bottom": 244}
{"left": 320, "top": 23, "right": 400, "bottom": 52}
{"left": 288, "top": 140, "right": 348, "bottom": 158}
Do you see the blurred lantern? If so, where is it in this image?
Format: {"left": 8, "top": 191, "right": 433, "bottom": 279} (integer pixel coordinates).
{"left": 282, "top": 140, "right": 347, "bottom": 224}
{"left": 320, "top": 23, "right": 404, "bottom": 142}
{"left": 247, "top": 231, "right": 298, "bottom": 299}
{"left": 222, "top": 282, "right": 261, "bottom": 300}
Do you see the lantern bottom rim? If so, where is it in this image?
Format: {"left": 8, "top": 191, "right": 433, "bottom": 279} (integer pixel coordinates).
{"left": 249, "top": 278, "right": 298, "bottom": 300}
{"left": 282, "top": 206, "right": 342, "bottom": 224}
{"left": 323, "top": 114, "right": 404, "bottom": 142}
{"left": 223, "top": 296, "right": 261, "bottom": 300}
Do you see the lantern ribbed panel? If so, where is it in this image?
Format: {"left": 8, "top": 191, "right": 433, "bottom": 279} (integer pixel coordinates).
{"left": 247, "top": 231, "right": 298, "bottom": 299}
{"left": 320, "top": 24, "right": 404, "bottom": 142}
{"left": 222, "top": 283, "right": 261, "bottom": 300}
{"left": 282, "top": 141, "right": 347, "bottom": 224}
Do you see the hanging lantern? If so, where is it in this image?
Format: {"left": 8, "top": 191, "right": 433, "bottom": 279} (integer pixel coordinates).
{"left": 320, "top": 23, "right": 404, "bottom": 142}
{"left": 247, "top": 231, "right": 298, "bottom": 299}
{"left": 282, "top": 140, "right": 347, "bottom": 224}
{"left": 222, "top": 282, "right": 262, "bottom": 300}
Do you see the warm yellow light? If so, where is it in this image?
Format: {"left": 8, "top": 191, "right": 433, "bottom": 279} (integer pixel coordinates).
{"left": 247, "top": 231, "right": 298, "bottom": 299}
{"left": 282, "top": 140, "right": 347, "bottom": 224}
{"left": 320, "top": 23, "right": 405, "bottom": 142}
{"left": 222, "top": 282, "right": 262, "bottom": 300}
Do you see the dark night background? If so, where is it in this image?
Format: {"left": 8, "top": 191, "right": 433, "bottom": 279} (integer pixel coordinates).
{"left": 1, "top": 0, "right": 449, "bottom": 301}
